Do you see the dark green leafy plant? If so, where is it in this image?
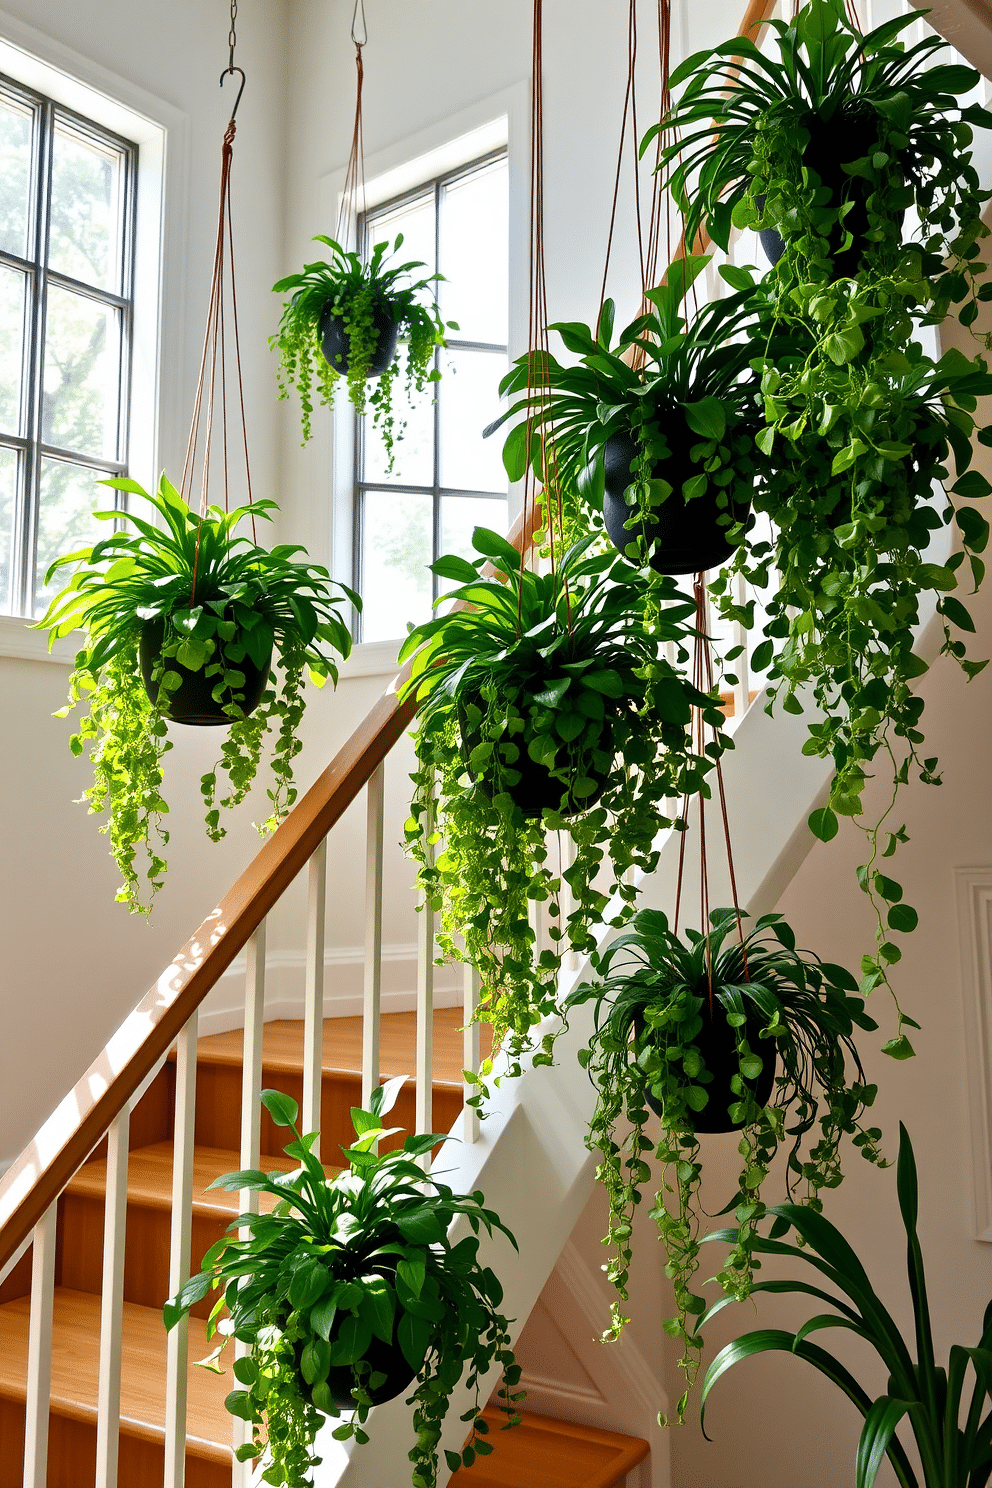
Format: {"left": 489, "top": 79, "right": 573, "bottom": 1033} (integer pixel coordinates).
{"left": 566, "top": 906, "right": 884, "bottom": 1421}
{"left": 657, "top": 0, "right": 991, "bottom": 317}
{"left": 700, "top": 1124, "right": 992, "bottom": 1488}
{"left": 271, "top": 233, "right": 450, "bottom": 464}
{"left": 400, "top": 526, "right": 727, "bottom": 1091}
{"left": 490, "top": 254, "right": 765, "bottom": 568}
{"left": 37, "top": 474, "right": 357, "bottom": 913}
{"left": 164, "top": 1079, "right": 521, "bottom": 1488}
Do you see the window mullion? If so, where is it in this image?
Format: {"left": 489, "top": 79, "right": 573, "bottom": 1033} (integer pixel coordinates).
{"left": 17, "top": 97, "right": 52, "bottom": 617}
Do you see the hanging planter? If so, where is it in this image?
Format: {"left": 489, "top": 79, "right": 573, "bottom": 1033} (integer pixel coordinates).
{"left": 38, "top": 477, "right": 357, "bottom": 913}
{"left": 399, "top": 526, "right": 728, "bottom": 1087}
{"left": 566, "top": 906, "right": 885, "bottom": 1422}
{"left": 165, "top": 1079, "right": 521, "bottom": 1488}
{"left": 271, "top": 234, "right": 451, "bottom": 469}
{"left": 490, "top": 254, "right": 765, "bottom": 575}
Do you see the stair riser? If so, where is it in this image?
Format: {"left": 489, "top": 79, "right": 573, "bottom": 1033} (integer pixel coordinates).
{"left": 0, "top": 1401, "right": 230, "bottom": 1488}
{"left": 60, "top": 1194, "right": 230, "bottom": 1318}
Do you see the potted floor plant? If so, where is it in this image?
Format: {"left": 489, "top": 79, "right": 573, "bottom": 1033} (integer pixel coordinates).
{"left": 657, "top": 0, "right": 992, "bottom": 305}
{"left": 489, "top": 254, "right": 766, "bottom": 576}
{"left": 165, "top": 1079, "right": 522, "bottom": 1488}
{"left": 271, "top": 233, "right": 450, "bottom": 468}
{"left": 566, "top": 906, "right": 885, "bottom": 1422}
{"left": 37, "top": 474, "right": 357, "bottom": 914}
{"left": 700, "top": 1124, "right": 992, "bottom": 1488}
{"left": 400, "top": 526, "right": 727, "bottom": 1089}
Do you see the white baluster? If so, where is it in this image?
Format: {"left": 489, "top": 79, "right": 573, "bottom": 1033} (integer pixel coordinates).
{"left": 303, "top": 840, "right": 327, "bottom": 1155}
{"left": 415, "top": 800, "right": 435, "bottom": 1148}
{"left": 22, "top": 1202, "right": 57, "bottom": 1488}
{"left": 463, "top": 963, "right": 480, "bottom": 1145}
{"left": 164, "top": 1010, "right": 198, "bottom": 1488}
{"left": 95, "top": 1109, "right": 130, "bottom": 1488}
{"left": 234, "top": 920, "right": 266, "bottom": 1484}
{"left": 362, "top": 764, "right": 385, "bottom": 1109}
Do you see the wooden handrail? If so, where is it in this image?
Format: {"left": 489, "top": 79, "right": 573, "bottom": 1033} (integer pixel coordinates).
{"left": 0, "top": 503, "right": 541, "bottom": 1272}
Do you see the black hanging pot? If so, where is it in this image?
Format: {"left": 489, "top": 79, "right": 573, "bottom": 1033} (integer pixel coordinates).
{"left": 320, "top": 300, "right": 401, "bottom": 379}
{"left": 756, "top": 106, "right": 905, "bottom": 278}
{"left": 458, "top": 694, "right": 614, "bottom": 820}
{"left": 292, "top": 1255, "right": 419, "bottom": 1412}
{"left": 602, "top": 429, "right": 750, "bottom": 577}
{"left": 139, "top": 619, "right": 271, "bottom": 727}
{"left": 637, "top": 999, "right": 777, "bottom": 1135}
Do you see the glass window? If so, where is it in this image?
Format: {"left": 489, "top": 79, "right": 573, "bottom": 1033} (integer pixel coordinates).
{"left": 355, "top": 152, "right": 509, "bottom": 643}
{"left": 0, "top": 72, "right": 136, "bottom": 617}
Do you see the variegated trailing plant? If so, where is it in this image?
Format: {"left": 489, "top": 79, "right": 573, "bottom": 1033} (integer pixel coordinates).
{"left": 400, "top": 526, "right": 728, "bottom": 1097}
{"left": 37, "top": 475, "right": 356, "bottom": 913}
{"left": 566, "top": 906, "right": 884, "bottom": 1422}
{"left": 165, "top": 1079, "right": 522, "bottom": 1488}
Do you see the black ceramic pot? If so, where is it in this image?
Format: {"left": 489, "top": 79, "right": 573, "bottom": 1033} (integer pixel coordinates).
{"left": 139, "top": 619, "right": 271, "bottom": 727}
{"left": 602, "top": 429, "right": 751, "bottom": 577}
{"left": 459, "top": 695, "right": 614, "bottom": 820}
{"left": 291, "top": 1253, "right": 419, "bottom": 1412}
{"left": 757, "top": 108, "right": 904, "bottom": 278}
{"left": 638, "top": 1001, "right": 777, "bottom": 1135}
{"left": 320, "top": 302, "right": 401, "bottom": 379}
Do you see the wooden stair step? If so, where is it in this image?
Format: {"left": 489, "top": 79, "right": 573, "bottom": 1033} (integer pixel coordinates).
{"left": 462, "top": 1409, "right": 649, "bottom": 1488}
{"left": 0, "top": 1287, "right": 232, "bottom": 1488}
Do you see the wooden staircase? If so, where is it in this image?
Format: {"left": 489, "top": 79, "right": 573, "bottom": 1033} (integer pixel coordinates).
{"left": 0, "top": 1008, "right": 647, "bottom": 1488}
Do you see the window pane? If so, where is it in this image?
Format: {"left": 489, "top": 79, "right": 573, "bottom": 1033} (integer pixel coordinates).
{"left": 0, "top": 92, "right": 33, "bottom": 259}
{"left": 0, "top": 266, "right": 26, "bottom": 435}
{"left": 48, "top": 120, "right": 125, "bottom": 292}
{"left": 0, "top": 445, "right": 17, "bottom": 611}
{"left": 34, "top": 457, "right": 113, "bottom": 613}
{"left": 367, "top": 194, "right": 436, "bottom": 280}
{"left": 363, "top": 366, "right": 435, "bottom": 487}
{"left": 440, "top": 162, "right": 508, "bottom": 344}
{"left": 438, "top": 347, "right": 507, "bottom": 493}
{"left": 439, "top": 494, "right": 508, "bottom": 592}
{"left": 43, "top": 284, "right": 121, "bottom": 459}
{"left": 361, "top": 489, "right": 432, "bottom": 642}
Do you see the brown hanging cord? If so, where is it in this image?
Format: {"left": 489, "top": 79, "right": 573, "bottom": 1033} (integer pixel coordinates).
{"left": 182, "top": 2, "right": 254, "bottom": 604}
{"left": 336, "top": 0, "right": 368, "bottom": 245}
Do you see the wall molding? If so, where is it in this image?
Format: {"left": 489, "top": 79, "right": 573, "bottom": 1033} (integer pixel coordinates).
{"left": 955, "top": 868, "right": 992, "bottom": 1243}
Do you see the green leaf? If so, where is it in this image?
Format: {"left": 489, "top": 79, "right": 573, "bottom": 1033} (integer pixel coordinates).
{"left": 882, "top": 1035, "right": 916, "bottom": 1061}
{"left": 956, "top": 505, "right": 990, "bottom": 554}
{"left": 887, "top": 904, "right": 919, "bottom": 934}
{"left": 261, "top": 1089, "right": 299, "bottom": 1128}
{"left": 290, "top": 1260, "right": 331, "bottom": 1310}
{"left": 809, "top": 807, "right": 839, "bottom": 843}
{"left": 682, "top": 396, "right": 726, "bottom": 442}
{"left": 856, "top": 1397, "right": 912, "bottom": 1488}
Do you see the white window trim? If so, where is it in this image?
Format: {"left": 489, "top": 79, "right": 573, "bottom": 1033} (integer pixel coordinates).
{"left": 301, "top": 82, "right": 529, "bottom": 666}
{"left": 0, "top": 4, "right": 189, "bottom": 664}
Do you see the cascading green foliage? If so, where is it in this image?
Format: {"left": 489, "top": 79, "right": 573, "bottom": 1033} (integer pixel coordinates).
{"left": 566, "top": 907, "right": 884, "bottom": 1421}
{"left": 400, "top": 526, "right": 727, "bottom": 1091}
{"left": 37, "top": 474, "right": 356, "bottom": 913}
{"left": 271, "top": 234, "right": 450, "bottom": 464}
{"left": 700, "top": 1125, "right": 992, "bottom": 1488}
{"left": 489, "top": 254, "right": 766, "bottom": 564}
{"left": 656, "top": 0, "right": 992, "bottom": 321}
{"left": 165, "top": 1079, "right": 521, "bottom": 1488}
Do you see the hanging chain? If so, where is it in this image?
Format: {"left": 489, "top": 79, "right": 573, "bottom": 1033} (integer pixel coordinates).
{"left": 229, "top": 0, "right": 238, "bottom": 71}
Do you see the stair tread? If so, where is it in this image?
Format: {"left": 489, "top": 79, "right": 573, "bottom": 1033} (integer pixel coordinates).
{"left": 68, "top": 1142, "right": 342, "bottom": 1217}
{"left": 191, "top": 1007, "right": 491, "bottom": 1086}
{"left": 463, "top": 1409, "right": 649, "bottom": 1488}
{"left": 0, "top": 1287, "right": 232, "bottom": 1459}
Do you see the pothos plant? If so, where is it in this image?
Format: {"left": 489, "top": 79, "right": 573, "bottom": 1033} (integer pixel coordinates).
{"left": 489, "top": 254, "right": 765, "bottom": 572}
{"left": 37, "top": 474, "right": 357, "bottom": 914}
{"left": 657, "top": 0, "right": 992, "bottom": 324}
{"left": 400, "top": 526, "right": 728, "bottom": 1093}
{"left": 165, "top": 1079, "right": 521, "bottom": 1488}
{"left": 566, "top": 906, "right": 884, "bottom": 1423}
{"left": 706, "top": 263, "right": 992, "bottom": 1053}
{"left": 271, "top": 233, "right": 450, "bottom": 467}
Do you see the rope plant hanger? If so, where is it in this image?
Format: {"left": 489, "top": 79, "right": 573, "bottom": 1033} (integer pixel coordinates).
{"left": 336, "top": 0, "right": 368, "bottom": 244}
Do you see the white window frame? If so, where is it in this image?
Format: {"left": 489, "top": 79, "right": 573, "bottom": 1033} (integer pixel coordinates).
{"left": 0, "top": 4, "right": 188, "bottom": 663}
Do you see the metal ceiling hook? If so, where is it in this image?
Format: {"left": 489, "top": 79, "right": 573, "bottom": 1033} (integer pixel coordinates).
{"left": 220, "top": 66, "right": 246, "bottom": 121}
